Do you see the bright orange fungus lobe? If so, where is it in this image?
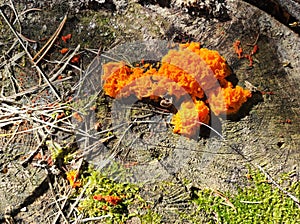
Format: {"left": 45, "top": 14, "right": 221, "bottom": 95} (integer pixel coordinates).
{"left": 102, "top": 42, "right": 252, "bottom": 137}
{"left": 233, "top": 40, "right": 243, "bottom": 58}
{"left": 208, "top": 83, "right": 252, "bottom": 115}
{"left": 93, "top": 194, "right": 122, "bottom": 206}
{"left": 66, "top": 170, "right": 81, "bottom": 188}
{"left": 171, "top": 100, "right": 210, "bottom": 137}
{"left": 60, "top": 48, "right": 69, "bottom": 54}
{"left": 61, "top": 33, "right": 72, "bottom": 43}
{"left": 71, "top": 55, "right": 80, "bottom": 64}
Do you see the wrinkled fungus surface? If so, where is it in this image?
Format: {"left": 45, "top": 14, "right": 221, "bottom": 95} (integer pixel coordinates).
{"left": 102, "top": 42, "right": 252, "bottom": 137}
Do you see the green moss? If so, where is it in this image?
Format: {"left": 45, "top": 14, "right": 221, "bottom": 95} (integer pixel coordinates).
{"left": 77, "top": 164, "right": 141, "bottom": 223}
{"left": 191, "top": 168, "right": 300, "bottom": 223}
{"left": 139, "top": 209, "right": 162, "bottom": 224}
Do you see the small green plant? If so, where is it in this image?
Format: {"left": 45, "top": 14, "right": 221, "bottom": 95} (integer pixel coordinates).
{"left": 77, "top": 164, "right": 141, "bottom": 223}
{"left": 192, "top": 168, "right": 300, "bottom": 223}
{"left": 139, "top": 209, "right": 162, "bottom": 224}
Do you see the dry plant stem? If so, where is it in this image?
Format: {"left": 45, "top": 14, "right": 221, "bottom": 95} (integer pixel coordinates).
{"left": 53, "top": 158, "right": 83, "bottom": 223}
{"left": 0, "top": 102, "right": 75, "bottom": 136}
{"left": 66, "top": 162, "right": 89, "bottom": 218}
{"left": 82, "top": 135, "right": 115, "bottom": 154}
{"left": 10, "top": 72, "right": 24, "bottom": 94}
{"left": 239, "top": 149, "right": 300, "bottom": 207}
{"left": 0, "top": 76, "right": 71, "bottom": 101}
{"left": 214, "top": 21, "right": 233, "bottom": 48}
{"left": 0, "top": 97, "right": 18, "bottom": 104}
{"left": 0, "top": 8, "right": 61, "bottom": 100}
{"left": 0, "top": 124, "right": 49, "bottom": 137}
{"left": 28, "top": 115, "right": 73, "bottom": 133}
{"left": 0, "top": 117, "right": 22, "bottom": 127}
{"left": 74, "top": 125, "right": 101, "bottom": 139}
{"left": 71, "top": 58, "right": 100, "bottom": 99}
{"left": 0, "top": 39, "right": 18, "bottom": 65}
{"left": 18, "top": 32, "right": 37, "bottom": 43}
{"left": 247, "top": 33, "right": 260, "bottom": 46}
{"left": 67, "top": 181, "right": 91, "bottom": 218}
{"left": 19, "top": 8, "right": 42, "bottom": 17}
{"left": 49, "top": 45, "right": 81, "bottom": 81}
{"left": 95, "top": 121, "right": 134, "bottom": 170}
{"left": 197, "top": 121, "right": 225, "bottom": 140}
{"left": 231, "top": 144, "right": 300, "bottom": 208}
{"left": 32, "top": 15, "right": 67, "bottom": 64}
{"left": 255, "top": 163, "right": 300, "bottom": 208}
{"left": 9, "top": 0, "right": 21, "bottom": 32}
{"left": 46, "top": 171, "right": 69, "bottom": 224}
{"left": 95, "top": 123, "right": 127, "bottom": 135}
{"left": 8, "top": 2, "right": 39, "bottom": 43}
{"left": 21, "top": 110, "right": 60, "bottom": 166}
{"left": 194, "top": 121, "right": 300, "bottom": 208}
{"left": 113, "top": 122, "right": 134, "bottom": 151}
{"left": 52, "top": 188, "right": 73, "bottom": 224}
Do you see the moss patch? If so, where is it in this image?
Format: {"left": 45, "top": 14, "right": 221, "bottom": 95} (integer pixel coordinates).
{"left": 76, "top": 164, "right": 142, "bottom": 223}
{"left": 190, "top": 168, "right": 300, "bottom": 223}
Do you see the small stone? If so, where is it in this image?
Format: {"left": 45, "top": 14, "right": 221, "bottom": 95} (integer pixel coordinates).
{"left": 20, "top": 207, "right": 27, "bottom": 212}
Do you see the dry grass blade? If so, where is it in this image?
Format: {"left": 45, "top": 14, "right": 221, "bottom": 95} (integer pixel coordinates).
{"left": 0, "top": 51, "right": 25, "bottom": 69}
{"left": 50, "top": 45, "right": 81, "bottom": 82}
{"left": 255, "top": 163, "right": 300, "bottom": 208}
{"left": 195, "top": 121, "right": 300, "bottom": 209}
{"left": 9, "top": 0, "right": 21, "bottom": 32}
{"left": 51, "top": 158, "right": 83, "bottom": 223}
{"left": 0, "top": 101, "right": 75, "bottom": 140}
{"left": 0, "top": 7, "right": 61, "bottom": 100}
{"left": 32, "top": 14, "right": 67, "bottom": 64}
{"left": 0, "top": 76, "right": 72, "bottom": 101}
{"left": 212, "top": 189, "right": 236, "bottom": 212}
{"left": 67, "top": 180, "right": 91, "bottom": 219}
{"left": 46, "top": 170, "right": 69, "bottom": 224}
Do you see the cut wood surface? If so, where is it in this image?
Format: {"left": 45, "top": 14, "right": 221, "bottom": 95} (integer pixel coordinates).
{"left": 0, "top": 0, "right": 299, "bottom": 222}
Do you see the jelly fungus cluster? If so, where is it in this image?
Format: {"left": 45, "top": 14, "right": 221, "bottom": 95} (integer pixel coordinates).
{"left": 102, "top": 42, "right": 251, "bottom": 137}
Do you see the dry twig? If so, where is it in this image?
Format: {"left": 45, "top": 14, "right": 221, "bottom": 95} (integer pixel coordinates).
{"left": 255, "top": 164, "right": 300, "bottom": 208}
{"left": 32, "top": 15, "right": 67, "bottom": 64}
{"left": 49, "top": 45, "right": 81, "bottom": 82}
{"left": 0, "top": 7, "right": 61, "bottom": 100}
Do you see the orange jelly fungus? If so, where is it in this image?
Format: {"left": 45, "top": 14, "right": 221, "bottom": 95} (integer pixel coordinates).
{"left": 60, "top": 48, "right": 69, "bottom": 54}
{"left": 208, "top": 83, "right": 252, "bottom": 115}
{"left": 61, "top": 33, "right": 72, "bottom": 43}
{"left": 233, "top": 40, "right": 243, "bottom": 58}
{"left": 66, "top": 170, "right": 81, "bottom": 188}
{"left": 71, "top": 55, "right": 80, "bottom": 64}
{"left": 93, "top": 194, "right": 122, "bottom": 206}
{"left": 102, "top": 42, "right": 252, "bottom": 137}
{"left": 171, "top": 100, "right": 210, "bottom": 137}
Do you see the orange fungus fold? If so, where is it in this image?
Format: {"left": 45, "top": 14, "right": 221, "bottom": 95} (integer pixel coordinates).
{"left": 93, "top": 194, "right": 122, "bottom": 206}
{"left": 66, "top": 170, "right": 81, "bottom": 188}
{"left": 208, "top": 83, "right": 252, "bottom": 115}
{"left": 101, "top": 42, "right": 252, "bottom": 137}
{"left": 171, "top": 100, "right": 210, "bottom": 137}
